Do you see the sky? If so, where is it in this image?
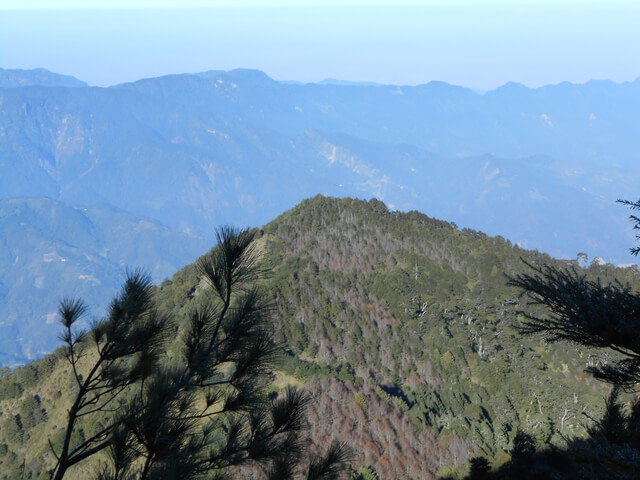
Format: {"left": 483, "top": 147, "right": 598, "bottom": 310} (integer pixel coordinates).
{"left": 1, "top": 0, "right": 639, "bottom": 89}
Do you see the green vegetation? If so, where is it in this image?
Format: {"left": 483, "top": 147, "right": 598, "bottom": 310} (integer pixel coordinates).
{"left": 1, "top": 225, "right": 351, "bottom": 480}
{"left": 2, "top": 196, "right": 639, "bottom": 479}
{"left": 260, "top": 197, "right": 633, "bottom": 464}
{"left": 352, "top": 466, "right": 379, "bottom": 480}
{"left": 447, "top": 199, "right": 640, "bottom": 479}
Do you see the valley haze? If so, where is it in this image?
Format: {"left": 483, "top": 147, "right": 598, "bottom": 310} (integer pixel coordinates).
{"left": 0, "top": 66, "right": 639, "bottom": 368}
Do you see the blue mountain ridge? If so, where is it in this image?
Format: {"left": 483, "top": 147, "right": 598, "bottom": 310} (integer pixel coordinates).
{"left": 0, "top": 67, "right": 87, "bottom": 88}
{"left": 0, "top": 197, "right": 209, "bottom": 366}
{"left": 1, "top": 67, "right": 639, "bottom": 365}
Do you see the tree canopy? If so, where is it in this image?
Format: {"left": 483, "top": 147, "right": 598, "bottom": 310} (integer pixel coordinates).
{"left": 48, "top": 226, "right": 350, "bottom": 480}
{"left": 456, "top": 199, "right": 640, "bottom": 479}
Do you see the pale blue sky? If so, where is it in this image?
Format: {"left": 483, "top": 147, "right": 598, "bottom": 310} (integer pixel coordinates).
{"left": 1, "top": 1, "right": 638, "bottom": 89}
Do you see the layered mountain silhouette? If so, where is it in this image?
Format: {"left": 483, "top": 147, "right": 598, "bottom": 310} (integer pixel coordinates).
{"left": 1, "top": 67, "right": 639, "bottom": 364}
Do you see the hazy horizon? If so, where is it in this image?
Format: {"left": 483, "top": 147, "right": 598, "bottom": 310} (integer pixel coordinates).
{"left": 2, "top": 1, "right": 638, "bottom": 90}
{"left": 4, "top": 64, "right": 640, "bottom": 93}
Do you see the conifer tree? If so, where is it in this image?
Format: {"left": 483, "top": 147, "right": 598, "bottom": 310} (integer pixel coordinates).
{"left": 49, "top": 226, "right": 351, "bottom": 480}
{"left": 456, "top": 199, "right": 640, "bottom": 479}
{"left": 50, "top": 271, "right": 168, "bottom": 480}
{"left": 507, "top": 199, "right": 640, "bottom": 389}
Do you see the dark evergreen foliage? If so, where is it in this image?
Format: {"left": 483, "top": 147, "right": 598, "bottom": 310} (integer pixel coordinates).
{"left": 618, "top": 198, "right": 640, "bottom": 256}
{"left": 459, "top": 389, "right": 640, "bottom": 480}
{"left": 467, "top": 457, "right": 491, "bottom": 480}
{"left": 458, "top": 199, "right": 640, "bottom": 479}
{"left": 47, "top": 227, "right": 350, "bottom": 480}
{"left": 50, "top": 270, "right": 169, "bottom": 480}
{"left": 508, "top": 262, "right": 640, "bottom": 388}
{"left": 509, "top": 431, "right": 535, "bottom": 461}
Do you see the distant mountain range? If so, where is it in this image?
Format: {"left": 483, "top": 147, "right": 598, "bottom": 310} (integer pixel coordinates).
{"left": 0, "top": 67, "right": 88, "bottom": 88}
{"left": 0, "top": 197, "right": 209, "bottom": 365}
{"left": 1, "top": 67, "right": 639, "bottom": 364}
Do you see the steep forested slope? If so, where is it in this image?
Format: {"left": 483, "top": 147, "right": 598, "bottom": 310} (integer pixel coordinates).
{"left": 1, "top": 196, "right": 638, "bottom": 479}
{"left": 258, "top": 197, "right": 637, "bottom": 471}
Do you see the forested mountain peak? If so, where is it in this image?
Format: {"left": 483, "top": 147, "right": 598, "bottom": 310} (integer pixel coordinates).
{"left": 2, "top": 195, "right": 639, "bottom": 478}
